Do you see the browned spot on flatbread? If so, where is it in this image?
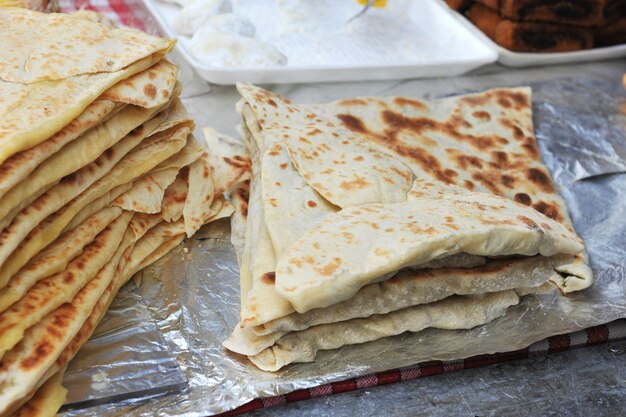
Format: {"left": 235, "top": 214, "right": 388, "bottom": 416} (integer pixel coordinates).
{"left": 464, "top": 180, "right": 475, "bottom": 190}
{"left": 521, "top": 138, "right": 541, "bottom": 159}
{"left": 307, "top": 200, "right": 317, "bottom": 207}
{"left": 472, "top": 111, "right": 491, "bottom": 121}
{"left": 501, "top": 175, "right": 515, "bottom": 188}
{"left": 341, "top": 231, "right": 355, "bottom": 243}
{"left": 514, "top": 193, "right": 532, "bottom": 206}
{"left": 374, "top": 247, "right": 391, "bottom": 257}
{"left": 314, "top": 257, "right": 342, "bottom": 276}
{"left": 261, "top": 272, "right": 276, "bottom": 285}
{"left": 381, "top": 110, "right": 497, "bottom": 153}
{"left": 289, "top": 255, "right": 316, "bottom": 268}
{"left": 498, "top": 97, "right": 512, "bottom": 108}
{"left": 498, "top": 118, "right": 525, "bottom": 141}
{"left": 460, "top": 90, "right": 530, "bottom": 111}
{"left": 471, "top": 172, "right": 502, "bottom": 195}
{"left": 337, "top": 114, "right": 368, "bottom": 134}
{"left": 279, "top": 163, "right": 288, "bottom": 169}
{"left": 393, "top": 97, "right": 427, "bottom": 110}
{"left": 143, "top": 84, "right": 157, "bottom": 100}
{"left": 223, "top": 156, "right": 251, "bottom": 170}
{"left": 406, "top": 223, "right": 437, "bottom": 235}
{"left": 267, "top": 99, "right": 278, "bottom": 107}
{"left": 19, "top": 340, "right": 53, "bottom": 370}
{"left": 453, "top": 153, "right": 483, "bottom": 170}
{"left": 516, "top": 215, "right": 536, "bottom": 227}
{"left": 480, "top": 218, "right": 514, "bottom": 226}
{"left": 533, "top": 201, "right": 562, "bottom": 222}
{"left": 308, "top": 128, "right": 322, "bottom": 136}
{"left": 527, "top": 168, "right": 555, "bottom": 193}
{"left": 339, "top": 98, "right": 368, "bottom": 106}
{"left": 162, "top": 89, "right": 170, "bottom": 99}
{"left": 340, "top": 176, "right": 369, "bottom": 190}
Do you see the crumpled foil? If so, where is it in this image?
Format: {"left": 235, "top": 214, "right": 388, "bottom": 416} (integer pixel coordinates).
{"left": 60, "top": 59, "right": 626, "bottom": 416}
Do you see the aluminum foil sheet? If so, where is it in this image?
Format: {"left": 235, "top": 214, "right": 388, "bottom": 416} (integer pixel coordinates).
{"left": 61, "top": 59, "right": 626, "bottom": 416}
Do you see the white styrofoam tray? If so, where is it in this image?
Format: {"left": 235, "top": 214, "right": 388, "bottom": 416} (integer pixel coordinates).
{"left": 438, "top": 0, "right": 626, "bottom": 67}
{"left": 141, "top": 0, "right": 498, "bottom": 85}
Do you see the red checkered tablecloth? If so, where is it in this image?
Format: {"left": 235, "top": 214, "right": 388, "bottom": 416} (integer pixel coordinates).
{"left": 60, "top": 0, "right": 159, "bottom": 33}
{"left": 54, "top": 2, "right": 626, "bottom": 415}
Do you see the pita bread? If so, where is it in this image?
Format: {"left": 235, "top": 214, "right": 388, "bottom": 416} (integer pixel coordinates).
{"left": 9, "top": 371, "right": 66, "bottom": 417}
{"left": 61, "top": 97, "right": 190, "bottom": 232}
{"left": 230, "top": 181, "right": 249, "bottom": 268}
{"left": 112, "top": 168, "right": 180, "bottom": 214}
{"left": 319, "top": 88, "right": 592, "bottom": 293}
{"left": 176, "top": 128, "right": 251, "bottom": 237}
{"left": 225, "top": 254, "right": 568, "bottom": 356}
{"left": 275, "top": 180, "right": 582, "bottom": 313}
{"left": 160, "top": 168, "right": 189, "bottom": 223}
{"left": 0, "top": 97, "right": 173, "bottom": 226}
{"left": 0, "top": 125, "right": 189, "bottom": 283}
{"left": 0, "top": 8, "right": 175, "bottom": 165}
{"left": 123, "top": 221, "right": 186, "bottom": 277}
{"left": 204, "top": 196, "right": 235, "bottom": 223}
{"left": 250, "top": 254, "right": 571, "bottom": 338}
{"left": 62, "top": 183, "right": 133, "bottom": 234}
{"left": 0, "top": 60, "right": 179, "bottom": 208}
{"left": 12, "top": 222, "right": 187, "bottom": 417}
{"left": 154, "top": 134, "right": 204, "bottom": 172}
{"left": 127, "top": 214, "right": 167, "bottom": 242}
{"left": 113, "top": 132, "right": 207, "bottom": 224}
{"left": 236, "top": 84, "right": 413, "bottom": 208}
{"left": 0, "top": 224, "right": 135, "bottom": 414}
{"left": 135, "top": 235, "right": 186, "bottom": 273}
{"left": 183, "top": 152, "right": 216, "bottom": 237}
{"left": 237, "top": 119, "right": 289, "bottom": 327}
{"left": 0, "top": 207, "right": 123, "bottom": 314}
{"left": 0, "top": 212, "right": 132, "bottom": 358}
{"left": 248, "top": 291, "right": 519, "bottom": 371}
{"left": 203, "top": 127, "right": 251, "bottom": 196}
{"left": 225, "top": 85, "right": 593, "bottom": 371}
{"left": 0, "top": 108, "right": 174, "bottom": 285}
{"left": 0, "top": 100, "right": 120, "bottom": 201}
{"left": 0, "top": 9, "right": 173, "bottom": 84}
{"left": 100, "top": 60, "right": 178, "bottom": 109}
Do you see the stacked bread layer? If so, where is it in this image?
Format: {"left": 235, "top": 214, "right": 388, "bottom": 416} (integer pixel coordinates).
{"left": 0, "top": 9, "right": 249, "bottom": 416}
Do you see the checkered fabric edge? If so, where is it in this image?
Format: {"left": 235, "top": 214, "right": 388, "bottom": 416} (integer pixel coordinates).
{"left": 218, "top": 320, "right": 626, "bottom": 416}
{"left": 60, "top": 0, "right": 162, "bottom": 34}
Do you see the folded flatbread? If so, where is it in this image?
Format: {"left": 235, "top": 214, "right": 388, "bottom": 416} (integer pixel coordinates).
{"left": 0, "top": 207, "right": 123, "bottom": 313}
{"left": 249, "top": 291, "right": 519, "bottom": 371}
{"left": 0, "top": 123, "right": 189, "bottom": 284}
{"left": 275, "top": 180, "right": 582, "bottom": 313}
{"left": 0, "top": 66, "right": 179, "bottom": 229}
{"left": 0, "top": 212, "right": 133, "bottom": 358}
{"left": 225, "top": 84, "right": 591, "bottom": 370}
{"left": 318, "top": 86, "right": 592, "bottom": 293}
{"left": 0, "top": 8, "right": 175, "bottom": 164}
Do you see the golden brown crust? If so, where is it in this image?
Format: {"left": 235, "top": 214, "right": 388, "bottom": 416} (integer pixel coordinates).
{"left": 500, "top": 0, "right": 605, "bottom": 26}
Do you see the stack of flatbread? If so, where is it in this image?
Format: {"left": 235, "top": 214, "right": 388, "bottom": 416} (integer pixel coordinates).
{"left": 0, "top": 9, "right": 249, "bottom": 416}
{"left": 223, "top": 83, "right": 592, "bottom": 372}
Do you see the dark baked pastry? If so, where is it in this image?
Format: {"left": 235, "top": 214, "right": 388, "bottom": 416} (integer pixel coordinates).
{"left": 468, "top": 2, "right": 594, "bottom": 52}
